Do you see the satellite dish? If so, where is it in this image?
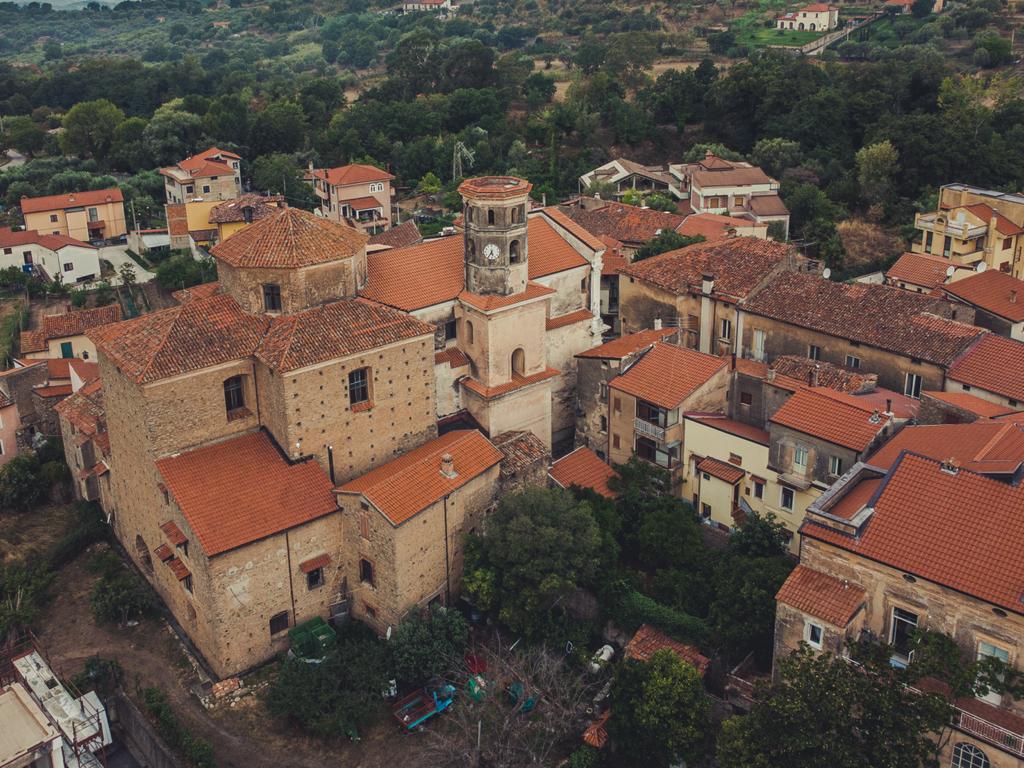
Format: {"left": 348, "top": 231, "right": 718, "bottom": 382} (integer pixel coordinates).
{"left": 822, "top": 268, "right": 832, "bottom": 280}
{"left": 946, "top": 265, "right": 956, "bottom": 277}
{"left": 976, "top": 262, "right": 987, "bottom": 273}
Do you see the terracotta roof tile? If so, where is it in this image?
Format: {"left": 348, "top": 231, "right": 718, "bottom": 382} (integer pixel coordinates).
{"left": 963, "top": 203, "right": 1024, "bottom": 236}
{"left": 167, "top": 557, "right": 191, "bottom": 581}
{"left": 776, "top": 565, "right": 866, "bottom": 627}
{"left": 697, "top": 456, "right": 744, "bottom": 484}
{"left": 435, "top": 347, "right": 471, "bottom": 368}
{"left": 156, "top": 431, "right": 337, "bottom": 557}
{"left": 160, "top": 521, "right": 188, "bottom": 546}
{"left": 947, "top": 334, "right": 1024, "bottom": 402}
{"left": 210, "top": 207, "right": 368, "bottom": 269}
{"left": 601, "top": 252, "right": 629, "bottom": 277}
{"left": 677, "top": 212, "right": 760, "bottom": 240}
{"left": 537, "top": 207, "right": 606, "bottom": 251}
{"left": 255, "top": 298, "right": 434, "bottom": 373}
{"left": 458, "top": 282, "right": 554, "bottom": 312}
{"left": 687, "top": 414, "right": 770, "bottom": 445}
{"left": 803, "top": 453, "right": 1024, "bottom": 614}
{"left": 691, "top": 166, "right": 775, "bottom": 190}
{"left": 19, "top": 330, "right": 46, "bottom": 353}
{"left": 208, "top": 194, "right": 285, "bottom": 224}
{"left": 367, "top": 220, "right": 422, "bottom": 249}
{"left": 462, "top": 367, "right": 560, "bottom": 399}
{"left": 54, "top": 378, "right": 106, "bottom": 444}
{"left": 343, "top": 195, "right": 385, "bottom": 211}
{"left": 559, "top": 202, "right": 684, "bottom": 245}
{"left": 867, "top": 422, "right": 1024, "bottom": 474}
{"left": 625, "top": 624, "right": 710, "bottom": 676}
{"left": 171, "top": 281, "right": 221, "bottom": 304}
{"left": 313, "top": 164, "right": 394, "bottom": 186}
{"left": 576, "top": 328, "right": 675, "bottom": 360}
{"left": 921, "top": 390, "right": 1018, "bottom": 418}
{"left": 20, "top": 188, "right": 123, "bottom": 214}
{"left": 886, "top": 252, "right": 960, "bottom": 290}
{"left": 744, "top": 272, "right": 983, "bottom": 366}
{"left": 546, "top": 309, "right": 592, "bottom": 330}
{"left": 88, "top": 294, "right": 268, "bottom": 384}
{"left": 583, "top": 711, "right": 610, "bottom": 749}
{"left": 771, "top": 387, "right": 888, "bottom": 451}
{"left": 0, "top": 228, "right": 95, "bottom": 250}
{"left": 33, "top": 383, "right": 72, "bottom": 398}
{"left": 491, "top": 430, "right": 550, "bottom": 480}
{"left": 942, "top": 270, "right": 1024, "bottom": 322}
{"left": 26, "top": 305, "right": 122, "bottom": 348}
{"left": 550, "top": 447, "right": 618, "bottom": 498}
{"left": 528, "top": 216, "right": 590, "bottom": 277}
{"left": 609, "top": 343, "right": 727, "bottom": 409}
{"left": 770, "top": 355, "right": 876, "bottom": 394}
{"left": 620, "top": 237, "right": 792, "bottom": 301}
{"left": 299, "top": 553, "right": 330, "bottom": 573}
{"left": 338, "top": 430, "right": 502, "bottom": 526}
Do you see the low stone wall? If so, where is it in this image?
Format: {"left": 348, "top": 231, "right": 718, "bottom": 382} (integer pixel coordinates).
{"left": 109, "top": 690, "right": 182, "bottom": 768}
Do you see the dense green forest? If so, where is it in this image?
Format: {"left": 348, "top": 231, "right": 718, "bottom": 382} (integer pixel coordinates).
{"left": 0, "top": 0, "right": 1020, "bottom": 270}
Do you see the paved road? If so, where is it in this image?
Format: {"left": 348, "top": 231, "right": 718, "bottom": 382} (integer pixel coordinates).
{"left": 0, "top": 149, "right": 26, "bottom": 171}
{"left": 97, "top": 245, "right": 155, "bottom": 285}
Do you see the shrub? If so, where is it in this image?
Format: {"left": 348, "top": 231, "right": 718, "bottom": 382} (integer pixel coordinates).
{"left": 90, "top": 567, "right": 156, "bottom": 625}
{"left": 49, "top": 502, "right": 111, "bottom": 570}
{"left": 143, "top": 687, "right": 216, "bottom": 768}
{"left": 0, "top": 454, "right": 43, "bottom": 512}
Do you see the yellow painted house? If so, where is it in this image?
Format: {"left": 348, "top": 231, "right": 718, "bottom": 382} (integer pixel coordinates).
{"left": 21, "top": 188, "right": 127, "bottom": 243}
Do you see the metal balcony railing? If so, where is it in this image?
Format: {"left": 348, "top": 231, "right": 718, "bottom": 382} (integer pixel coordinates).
{"left": 954, "top": 706, "right": 1024, "bottom": 758}
{"left": 634, "top": 418, "right": 665, "bottom": 441}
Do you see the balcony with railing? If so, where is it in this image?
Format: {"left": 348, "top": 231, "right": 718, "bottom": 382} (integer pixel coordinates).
{"left": 952, "top": 699, "right": 1024, "bottom": 758}
{"left": 915, "top": 212, "right": 988, "bottom": 240}
{"left": 634, "top": 417, "right": 665, "bottom": 442}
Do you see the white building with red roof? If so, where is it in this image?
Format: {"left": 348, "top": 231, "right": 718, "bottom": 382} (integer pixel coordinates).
{"left": 0, "top": 227, "right": 100, "bottom": 285}
{"left": 311, "top": 163, "right": 395, "bottom": 234}
{"left": 776, "top": 3, "right": 839, "bottom": 30}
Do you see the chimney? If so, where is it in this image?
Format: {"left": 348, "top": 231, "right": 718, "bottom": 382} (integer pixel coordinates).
{"left": 885, "top": 398, "right": 893, "bottom": 416}
{"left": 701, "top": 273, "right": 715, "bottom": 296}
{"left": 940, "top": 457, "right": 959, "bottom": 475}
{"left": 654, "top": 318, "right": 662, "bottom": 330}
{"left": 767, "top": 368, "right": 777, "bottom": 383}
{"left": 1011, "top": 290, "right": 1018, "bottom": 304}
{"left": 542, "top": 193, "right": 547, "bottom": 207}
{"left": 242, "top": 205, "right": 254, "bottom": 224}
{"left": 440, "top": 453, "right": 457, "bottom": 479}
{"left": 68, "top": 194, "right": 75, "bottom": 203}
{"left": 809, "top": 363, "right": 820, "bottom": 387}
{"left": 869, "top": 409, "right": 881, "bottom": 424}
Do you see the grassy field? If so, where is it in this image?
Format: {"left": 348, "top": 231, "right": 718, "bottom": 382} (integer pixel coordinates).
{"left": 735, "top": 25, "right": 825, "bottom": 47}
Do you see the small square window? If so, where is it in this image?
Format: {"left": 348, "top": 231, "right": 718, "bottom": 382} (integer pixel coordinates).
{"left": 263, "top": 284, "right": 282, "bottom": 311}
{"left": 804, "top": 622, "right": 823, "bottom": 649}
{"left": 753, "top": 480, "right": 764, "bottom": 499}
{"left": 307, "top": 568, "right": 324, "bottom": 590}
{"left": 808, "top": 345, "right": 820, "bottom": 361}
{"left": 845, "top": 355, "right": 861, "bottom": 369}
{"left": 63, "top": 263, "right": 73, "bottom": 272}
{"left": 829, "top": 456, "right": 843, "bottom": 477}
{"left": 49, "top": 214, "right": 58, "bottom": 223}
{"left": 740, "top": 391, "right": 753, "bottom": 406}
{"left": 269, "top": 611, "right": 289, "bottom": 635}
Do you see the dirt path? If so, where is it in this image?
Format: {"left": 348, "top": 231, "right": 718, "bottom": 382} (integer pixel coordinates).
{"left": 36, "top": 553, "right": 430, "bottom": 768}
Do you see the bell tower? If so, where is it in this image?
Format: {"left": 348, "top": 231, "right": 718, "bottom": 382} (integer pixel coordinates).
{"left": 459, "top": 176, "right": 532, "bottom": 296}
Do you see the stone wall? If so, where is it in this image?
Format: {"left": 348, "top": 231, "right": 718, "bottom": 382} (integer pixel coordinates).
{"left": 217, "top": 257, "right": 365, "bottom": 315}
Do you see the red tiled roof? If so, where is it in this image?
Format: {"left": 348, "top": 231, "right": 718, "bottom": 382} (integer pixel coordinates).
{"left": 171, "top": 281, "right": 221, "bottom": 304}
{"left": 687, "top": 414, "right": 770, "bottom": 445}
{"left": 803, "top": 453, "right": 1024, "bottom": 614}
{"left": 0, "top": 228, "right": 95, "bottom": 250}
{"left": 156, "top": 431, "right": 337, "bottom": 556}
{"left": 88, "top": 294, "right": 269, "bottom": 384}
{"left": 772, "top": 387, "right": 888, "bottom": 451}
{"left": 625, "top": 624, "right": 710, "bottom": 676}
{"left": 528, "top": 216, "right": 589, "bottom": 278}
{"left": 609, "top": 343, "right": 726, "bottom": 409}
{"left": 886, "top": 252, "right": 958, "bottom": 290}
{"left": 620, "top": 237, "right": 792, "bottom": 301}
{"left": 46, "top": 358, "right": 71, "bottom": 380}
{"left": 491, "top": 430, "right": 549, "bottom": 479}
{"left": 256, "top": 299, "right": 434, "bottom": 373}
{"left": 697, "top": 456, "right": 744, "bottom": 484}
{"left": 601, "top": 252, "right": 629, "bottom": 277}
{"left": 963, "top": 203, "right": 1024, "bottom": 237}
{"left": 461, "top": 367, "right": 559, "bottom": 399}
{"left": 458, "top": 281, "right": 554, "bottom": 312}
{"left": 546, "top": 309, "right": 592, "bottom": 330}
{"left": 558, "top": 201, "right": 685, "bottom": 245}
{"left": 677, "top": 212, "right": 759, "bottom": 241}
{"left": 942, "top": 270, "right": 1024, "bottom": 322}
{"left": 20, "top": 188, "right": 123, "bottom": 214}
{"left": 160, "top": 520, "right": 188, "bottom": 546}
{"left": 867, "top": 421, "right": 1024, "bottom": 474}
{"left": 208, "top": 194, "right": 285, "bottom": 224}
{"left": 576, "top": 328, "right": 676, "bottom": 360}
{"left": 23, "top": 305, "right": 122, "bottom": 352}
{"left": 299, "top": 553, "right": 331, "bottom": 573}
{"left": 367, "top": 220, "right": 422, "bottom": 250}
{"left": 53, "top": 379, "right": 106, "bottom": 449}
{"left": 776, "top": 565, "right": 866, "bottom": 627}
{"left": 33, "top": 383, "right": 72, "bottom": 398}
{"left": 313, "top": 164, "right": 394, "bottom": 186}
{"left": 338, "top": 430, "right": 502, "bottom": 526}
{"left": 583, "top": 711, "right": 610, "bottom": 749}
{"left": 435, "top": 347, "right": 471, "bottom": 368}
{"left": 537, "top": 207, "right": 606, "bottom": 251}
{"left": 549, "top": 447, "right": 617, "bottom": 498}
{"left": 211, "top": 207, "right": 368, "bottom": 269}
{"left": 743, "top": 272, "right": 983, "bottom": 366}
{"left": 947, "top": 334, "right": 1024, "bottom": 402}
{"left": 922, "top": 390, "right": 1018, "bottom": 418}
{"left": 363, "top": 218, "right": 586, "bottom": 311}
{"left": 770, "top": 355, "right": 876, "bottom": 394}
{"left": 343, "top": 195, "right": 385, "bottom": 211}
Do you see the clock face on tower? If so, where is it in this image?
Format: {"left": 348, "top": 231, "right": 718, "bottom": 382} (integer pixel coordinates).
{"left": 483, "top": 243, "right": 500, "bottom": 261}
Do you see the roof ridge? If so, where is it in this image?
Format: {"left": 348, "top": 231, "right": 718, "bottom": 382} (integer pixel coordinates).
{"left": 973, "top": 422, "right": 1015, "bottom": 461}
{"left": 138, "top": 302, "right": 185, "bottom": 383}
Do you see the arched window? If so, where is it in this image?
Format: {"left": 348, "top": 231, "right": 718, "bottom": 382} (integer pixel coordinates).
{"left": 510, "top": 207, "right": 519, "bottom": 224}
{"left": 466, "top": 321, "right": 474, "bottom": 345}
{"left": 467, "top": 207, "right": 474, "bottom": 223}
{"left": 511, "top": 348, "right": 525, "bottom": 377}
{"left": 952, "top": 744, "right": 989, "bottom": 768}
{"left": 135, "top": 534, "right": 153, "bottom": 575}
{"left": 509, "top": 240, "right": 521, "bottom": 264}
{"left": 798, "top": 21, "right": 804, "bottom": 29}
{"left": 809, "top": 22, "right": 816, "bottom": 29}
{"left": 487, "top": 209, "right": 496, "bottom": 225}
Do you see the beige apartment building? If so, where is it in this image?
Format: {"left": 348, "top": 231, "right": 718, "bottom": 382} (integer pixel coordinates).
{"left": 20, "top": 189, "right": 127, "bottom": 243}
{"left": 160, "top": 147, "right": 242, "bottom": 204}
{"left": 312, "top": 164, "right": 395, "bottom": 235}
{"left": 913, "top": 184, "right": 1024, "bottom": 279}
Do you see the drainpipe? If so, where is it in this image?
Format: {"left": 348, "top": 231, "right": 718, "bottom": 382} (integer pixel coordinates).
{"left": 442, "top": 495, "right": 452, "bottom": 606}
{"left": 284, "top": 530, "right": 297, "bottom": 626}
{"left": 699, "top": 273, "right": 715, "bottom": 354}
